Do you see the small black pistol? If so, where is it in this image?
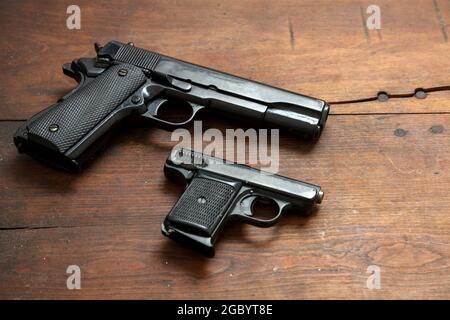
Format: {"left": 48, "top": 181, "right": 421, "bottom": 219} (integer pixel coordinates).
{"left": 162, "top": 148, "right": 324, "bottom": 256}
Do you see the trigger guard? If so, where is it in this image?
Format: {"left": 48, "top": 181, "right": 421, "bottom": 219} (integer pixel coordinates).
{"left": 140, "top": 98, "right": 204, "bottom": 131}
{"left": 229, "top": 191, "right": 288, "bottom": 228}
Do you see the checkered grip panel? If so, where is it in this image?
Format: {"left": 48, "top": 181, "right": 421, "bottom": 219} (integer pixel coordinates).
{"left": 167, "top": 177, "right": 236, "bottom": 236}
{"left": 27, "top": 64, "right": 146, "bottom": 153}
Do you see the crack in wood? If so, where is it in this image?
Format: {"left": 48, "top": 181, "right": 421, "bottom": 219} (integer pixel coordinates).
{"left": 360, "top": 6, "right": 370, "bottom": 43}
{"left": 288, "top": 16, "right": 295, "bottom": 49}
{"left": 0, "top": 225, "right": 75, "bottom": 231}
{"left": 0, "top": 224, "right": 111, "bottom": 231}
{"left": 330, "top": 85, "right": 450, "bottom": 105}
{"left": 433, "top": 0, "right": 448, "bottom": 42}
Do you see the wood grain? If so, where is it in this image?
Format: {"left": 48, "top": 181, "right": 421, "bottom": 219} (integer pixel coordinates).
{"left": 0, "top": 0, "right": 449, "bottom": 300}
{"left": 0, "top": 0, "right": 449, "bottom": 119}
{"left": 0, "top": 113, "right": 449, "bottom": 299}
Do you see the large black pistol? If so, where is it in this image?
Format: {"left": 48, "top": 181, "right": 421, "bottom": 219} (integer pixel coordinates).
{"left": 14, "top": 41, "right": 330, "bottom": 171}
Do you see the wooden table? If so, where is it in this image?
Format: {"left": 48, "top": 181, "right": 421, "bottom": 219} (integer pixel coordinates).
{"left": 0, "top": 0, "right": 449, "bottom": 299}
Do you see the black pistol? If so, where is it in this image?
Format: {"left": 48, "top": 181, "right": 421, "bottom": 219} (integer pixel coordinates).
{"left": 14, "top": 41, "right": 330, "bottom": 171}
{"left": 162, "top": 148, "right": 324, "bottom": 256}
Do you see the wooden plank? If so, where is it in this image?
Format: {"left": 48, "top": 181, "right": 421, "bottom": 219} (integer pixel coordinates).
{"left": 0, "top": 0, "right": 449, "bottom": 119}
{"left": 1, "top": 112, "right": 449, "bottom": 299}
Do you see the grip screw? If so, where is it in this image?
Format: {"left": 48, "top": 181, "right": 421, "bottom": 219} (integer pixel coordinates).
{"left": 197, "top": 196, "right": 207, "bottom": 204}
{"left": 131, "top": 95, "right": 142, "bottom": 104}
{"left": 48, "top": 124, "right": 59, "bottom": 132}
{"left": 118, "top": 68, "right": 128, "bottom": 77}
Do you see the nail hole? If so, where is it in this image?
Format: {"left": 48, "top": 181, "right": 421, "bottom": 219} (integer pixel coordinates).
{"left": 414, "top": 88, "right": 427, "bottom": 99}
{"left": 394, "top": 128, "right": 407, "bottom": 137}
{"left": 429, "top": 125, "right": 444, "bottom": 134}
{"left": 377, "top": 91, "right": 389, "bottom": 102}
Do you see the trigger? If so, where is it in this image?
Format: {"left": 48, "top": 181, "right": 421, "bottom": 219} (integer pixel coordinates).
{"left": 146, "top": 98, "right": 168, "bottom": 117}
{"left": 237, "top": 195, "right": 258, "bottom": 217}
